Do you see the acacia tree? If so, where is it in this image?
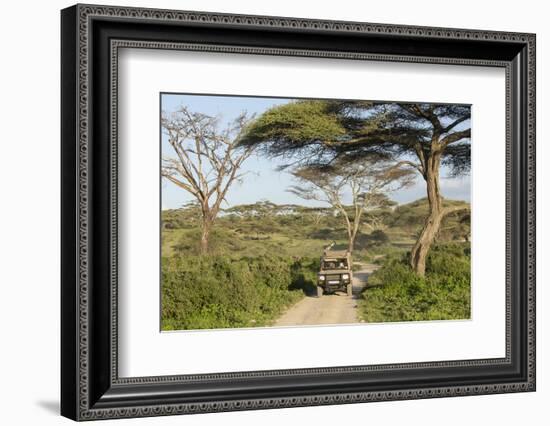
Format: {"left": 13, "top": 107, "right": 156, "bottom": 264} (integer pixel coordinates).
{"left": 287, "top": 160, "right": 413, "bottom": 253}
{"left": 349, "top": 104, "right": 471, "bottom": 275}
{"left": 361, "top": 199, "right": 397, "bottom": 233}
{"left": 162, "top": 106, "right": 255, "bottom": 254}
{"left": 239, "top": 100, "right": 471, "bottom": 275}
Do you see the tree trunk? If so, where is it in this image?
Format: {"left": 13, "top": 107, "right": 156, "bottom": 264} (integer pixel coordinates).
{"left": 200, "top": 220, "right": 212, "bottom": 254}
{"left": 348, "top": 237, "right": 355, "bottom": 253}
{"left": 200, "top": 204, "right": 213, "bottom": 255}
{"left": 410, "top": 154, "right": 443, "bottom": 276}
{"left": 347, "top": 222, "right": 358, "bottom": 253}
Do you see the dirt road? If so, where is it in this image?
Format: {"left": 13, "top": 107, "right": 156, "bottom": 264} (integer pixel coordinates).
{"left": 274, "top": 264, "right": 378, "bottom": 327}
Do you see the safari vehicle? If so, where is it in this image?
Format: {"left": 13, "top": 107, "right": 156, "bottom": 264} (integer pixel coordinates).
{"left": 317, "top": 245, "right": 353, "bottom": 297}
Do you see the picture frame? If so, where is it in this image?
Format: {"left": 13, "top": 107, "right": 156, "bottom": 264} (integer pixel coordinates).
{"left": 61, "top": 3, "right": 536, "bottom": 421}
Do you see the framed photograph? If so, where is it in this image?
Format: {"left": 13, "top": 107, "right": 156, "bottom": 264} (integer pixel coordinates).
{"left": 61, "top": 4, "right": 536, "bottom": 421}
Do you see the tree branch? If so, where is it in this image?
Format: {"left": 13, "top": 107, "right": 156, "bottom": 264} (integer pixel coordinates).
{"left": 442, "top": 115, "right": 470, "bottom": 133}
{"left": 441, "top": 129, "right": 471, "bottom": 146}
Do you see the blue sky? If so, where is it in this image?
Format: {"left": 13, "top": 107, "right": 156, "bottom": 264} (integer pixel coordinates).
{"left": 161, "top": 93, "right": 471, "bottom": 210}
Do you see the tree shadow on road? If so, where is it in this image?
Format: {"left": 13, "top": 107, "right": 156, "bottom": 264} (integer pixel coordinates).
{"left": 289, "top": 273, "right": 317, "bottom": 297}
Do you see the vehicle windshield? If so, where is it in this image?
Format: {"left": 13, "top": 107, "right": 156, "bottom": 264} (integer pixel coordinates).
{"left": 322, "top": 259, "right": 348, "bottom": 270}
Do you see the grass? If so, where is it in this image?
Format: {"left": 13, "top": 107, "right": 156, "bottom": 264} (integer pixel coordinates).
{"left": 357, "top": 243, "right": 471, "bottom": 322}
{"left": 162, "top": 227, "right": 337, "bottom": 259}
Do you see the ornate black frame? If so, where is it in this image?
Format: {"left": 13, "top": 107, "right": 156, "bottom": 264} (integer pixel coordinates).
{"left": 61, "top": 4, "right": 536, "bottom": 421}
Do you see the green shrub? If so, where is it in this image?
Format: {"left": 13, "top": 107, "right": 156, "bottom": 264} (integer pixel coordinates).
{"left": 358, "top": 244, "right": 471, "bottom": 322}
{"left": 161, "top": 255, "right": 317, "bottom": 330}
{"left": 355, "top": 230, "right": 390, "bottom": 250}
{"left": 289, "top": 257, "right": 320, "bottom": 295}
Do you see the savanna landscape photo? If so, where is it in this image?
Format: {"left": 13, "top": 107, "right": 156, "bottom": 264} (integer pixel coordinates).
{"left": 160, "top": 94, "right": 472, "bottom": 331}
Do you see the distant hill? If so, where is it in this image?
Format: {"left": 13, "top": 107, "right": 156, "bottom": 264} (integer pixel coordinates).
{"left": 161, "top": 197, "right": 470, "bottom": 260}
{"left": 387, "top": 197, "right": 469, "bottom": 229}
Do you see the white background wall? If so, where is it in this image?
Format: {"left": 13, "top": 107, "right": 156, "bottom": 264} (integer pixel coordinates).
{"left": 0, "top": 0, "right": 546, "bottom": 424}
